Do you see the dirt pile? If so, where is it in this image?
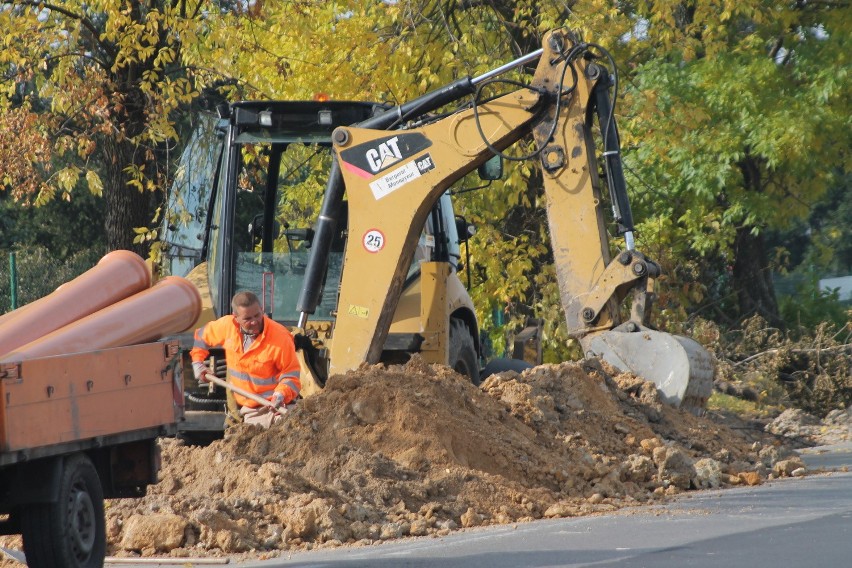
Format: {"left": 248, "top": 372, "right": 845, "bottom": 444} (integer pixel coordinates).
{"left": 82, "top": 357, "right": 806, "bottom": 561}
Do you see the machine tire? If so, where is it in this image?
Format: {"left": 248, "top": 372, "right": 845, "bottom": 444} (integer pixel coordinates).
{"left": 20, "top": 454, "right": 105, "bottom": 568}
{"left": 481, "top": 357, "right": 534, "bottom": 379}
{"left": 177, "top": 430, "right": 224, "bottom": 447}
{"left": 449, "top": 318, "right": 480, "bottom": 386}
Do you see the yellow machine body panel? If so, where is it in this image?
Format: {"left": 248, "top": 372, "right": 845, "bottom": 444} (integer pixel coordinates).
{"left": 330, "top": 91, "right": 541, "bottom": 374}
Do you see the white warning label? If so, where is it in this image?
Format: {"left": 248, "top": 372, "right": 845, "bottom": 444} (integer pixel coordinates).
{"left": 369, "top": 154, "right": 435, "bottom": 200}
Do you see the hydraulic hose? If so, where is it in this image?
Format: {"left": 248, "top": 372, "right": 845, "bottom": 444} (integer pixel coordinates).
{"left": 591, "top": 65, "right": 635, "bottom": 241}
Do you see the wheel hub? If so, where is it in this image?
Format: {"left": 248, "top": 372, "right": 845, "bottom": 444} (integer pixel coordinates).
{"left": 68, "top": 480, "right": 96, "bottom": 559}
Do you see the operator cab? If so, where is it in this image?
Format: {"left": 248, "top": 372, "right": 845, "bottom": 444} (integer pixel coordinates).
{"left": 162, "top": 99, "right": 467, "bottom": 329}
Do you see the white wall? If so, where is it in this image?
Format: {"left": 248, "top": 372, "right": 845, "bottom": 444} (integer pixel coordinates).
{"left": 820, "top": 275, "right": 852, "bottom": 302}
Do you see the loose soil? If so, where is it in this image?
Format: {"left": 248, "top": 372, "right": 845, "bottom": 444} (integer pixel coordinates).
{"left": 2, "top": 357, "right": 840, "bottom": 564}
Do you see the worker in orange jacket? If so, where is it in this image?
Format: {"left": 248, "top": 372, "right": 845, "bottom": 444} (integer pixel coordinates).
{"left": 191, "top": 291, "right": 300, "bottom": 427}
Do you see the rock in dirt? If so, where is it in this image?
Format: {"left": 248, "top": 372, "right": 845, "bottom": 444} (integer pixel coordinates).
{"left": 773, "top": 458, "right": 807, "bottom": 478}
{"left": 119, "top": 514, "right": 187, "bottom": 553}
{"left": 767, "top": 407, "right": 852, "bottom": 446}
{"left": 766, "top": 409, "right": 822, "bottom": 439}
{"left": 693, "top": 458, "right": 724, "bottom": 489}
{"left": 103, "top": 358, "right": 797, "bottom": 561}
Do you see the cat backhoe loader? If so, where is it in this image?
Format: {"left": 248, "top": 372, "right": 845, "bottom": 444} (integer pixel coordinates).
{"left": 163, "top": 29, "right": 713, "bottom": 439}
{"left": 293, "top": 28, "right": 714, "bottom": 412}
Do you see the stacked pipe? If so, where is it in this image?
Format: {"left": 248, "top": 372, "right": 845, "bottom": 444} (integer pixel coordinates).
{"left": 0, "top": 250, "right": 201, "bottom": 362}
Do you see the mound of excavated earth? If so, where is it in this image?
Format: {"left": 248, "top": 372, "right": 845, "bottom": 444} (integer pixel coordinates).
{"left": 0, "top": 358, "right": 812, "bottom": 564}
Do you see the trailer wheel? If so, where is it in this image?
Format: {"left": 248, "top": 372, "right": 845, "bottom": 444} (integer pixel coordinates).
{"left": 449, "top": 318, "right": 480, "bottom": 386}
{"left": 20, "top": 454, "right": 105, "bottom": 568}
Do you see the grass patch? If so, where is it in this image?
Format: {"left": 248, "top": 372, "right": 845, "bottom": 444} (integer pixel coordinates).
{"left": 707, "top": 391, "right": 779, "bottom": 418}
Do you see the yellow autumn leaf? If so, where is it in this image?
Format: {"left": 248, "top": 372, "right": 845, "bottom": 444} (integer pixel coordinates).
{"left": 85, "top": 170, "right": 103, "bottom": 196}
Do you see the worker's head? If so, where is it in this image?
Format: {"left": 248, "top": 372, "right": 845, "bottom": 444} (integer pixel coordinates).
{"left": 232, "top": 291, "right": 264, "bottom": 335}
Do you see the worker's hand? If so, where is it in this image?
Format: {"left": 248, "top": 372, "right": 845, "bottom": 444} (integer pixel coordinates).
{"left": 192, "top": 361, "right": 213, "bottom": 384}
{"left": 270, "top": 392, "right": 285, "bottom": 409}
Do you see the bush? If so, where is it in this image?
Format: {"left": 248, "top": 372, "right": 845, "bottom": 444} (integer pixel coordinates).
{"left": 0, "top": 246, "right": 104, "bottom": 313}
{"left": 779, "top": 274, "right": 849, "bottom": 334}
{"left": 716, "top": 315, "right": 852, "bottom": 417}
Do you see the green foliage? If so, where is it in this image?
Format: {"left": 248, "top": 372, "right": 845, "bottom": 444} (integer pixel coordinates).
{"left": 0, "top": 189, "right": 106, "bottom": 314}
{"left": 621, "top": 0, "right": 851, "bottom": 327}
{"left": 779, "top": 275, "right": 849, "bottom": 333}
{"left": 0, "top": 191, "right": 106, "bottom": 259}
{"left": 274, "top": 145, "right": 336, "bottom": 229}
{"left": 769, "top": 171, "right": 852, "bottom": 279}
{"left": 768, "top": 169, "right": 850, "bottom": 333}
{"left": 706, "top": 391, "right": 774, "bottom": 418}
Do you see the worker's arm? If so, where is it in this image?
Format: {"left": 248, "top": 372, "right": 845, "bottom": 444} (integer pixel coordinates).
{"left": 190, "top": 321, "right": 225, "bottom": 382}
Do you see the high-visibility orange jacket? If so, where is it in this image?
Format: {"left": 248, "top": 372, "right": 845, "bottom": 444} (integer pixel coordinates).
{"left": 190, "top": 315, "right": 301, "bottom": 408}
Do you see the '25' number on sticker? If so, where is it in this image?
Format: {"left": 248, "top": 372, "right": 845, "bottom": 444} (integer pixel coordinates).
{"left": 363, "top": 230, "right": 385, "bottom": 253}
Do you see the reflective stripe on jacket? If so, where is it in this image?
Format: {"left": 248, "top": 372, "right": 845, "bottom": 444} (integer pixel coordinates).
{"left": 190, "top": 315, "right": 301, "bottom": 408}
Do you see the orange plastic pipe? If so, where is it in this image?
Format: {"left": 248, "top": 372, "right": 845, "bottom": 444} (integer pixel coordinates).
{"left": 0, "top": 250, "right": 151, "bottom": 358}
{"left": 0, "top": 298, "right": 35, "bottom": 328}
{"left": 2, "top": 276, "right": 201, "bottom": 362}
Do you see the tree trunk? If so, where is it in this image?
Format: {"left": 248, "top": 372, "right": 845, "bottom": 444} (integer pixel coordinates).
{"left": 732, "top": 226, "right": 783, "bottom": 327}
{"left": 101, "top": 138, "right": 152, "bottom": 256}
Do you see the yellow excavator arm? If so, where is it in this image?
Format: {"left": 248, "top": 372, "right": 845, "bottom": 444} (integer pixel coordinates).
{"left": 298, "top": 29, "right": 714, "bottom": 411}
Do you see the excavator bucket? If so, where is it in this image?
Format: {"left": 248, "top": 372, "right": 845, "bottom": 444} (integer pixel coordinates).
{"left": 585, "top": 326, "right": 715, "bottom": 414}
{"left": 295, "top": 348, "right": 325, "bottom": 398}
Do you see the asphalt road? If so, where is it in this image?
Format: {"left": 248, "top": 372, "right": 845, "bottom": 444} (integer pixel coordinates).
{"left": 236, "top": 443, "right": 852, "bottom": 568}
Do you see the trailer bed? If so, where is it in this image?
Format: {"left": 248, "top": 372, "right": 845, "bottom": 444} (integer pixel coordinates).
{"left": 0, "top": 341, "right": 182, "bottom": 466}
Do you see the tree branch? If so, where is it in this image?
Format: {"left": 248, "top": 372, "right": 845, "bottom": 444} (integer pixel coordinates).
{"left": 768, "top": 37, "right": 784, "bottom": 61}
{"left": 43, "top": 50, "right": 110, "bottom": 72}
{"left": 733, "top": 343, "right": 851, "bottom": 367}
{"left": 9, "top": 0, "right": 118, "bottom": 60}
